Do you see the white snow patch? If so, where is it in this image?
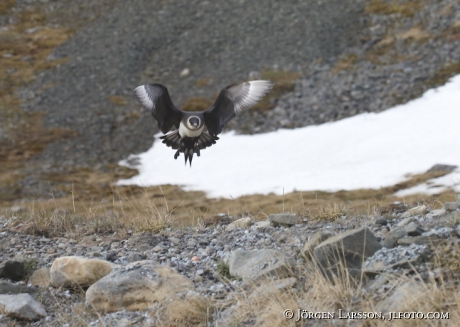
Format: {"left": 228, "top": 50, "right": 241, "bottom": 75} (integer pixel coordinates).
{"left": 118, "top": 75, "right": 460, "bottom": 198}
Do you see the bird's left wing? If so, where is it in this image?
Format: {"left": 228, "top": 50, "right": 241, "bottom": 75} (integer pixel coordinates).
{"left": 203, "top": 80, "right": 274, "bottom": 136}
{"left": 134, "top": 84, "right": 182, "bottom": 134}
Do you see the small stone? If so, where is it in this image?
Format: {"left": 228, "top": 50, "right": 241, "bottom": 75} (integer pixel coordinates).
{"left": 252, "top": 220, "right": 271, "bottom": 229}
{"left": 229, "top": 249, "right": 295, "bottom": 280}
{"left": 401, "top": 205, "right": 428, "bottom": 218}
{"left": 169, "top": 237, "right": 180, "bottom": 245}
{"left": 375, "top": 217, "right": 388, "bottom": 226}
{"left": 152, "top": 245, "right": 163, "bottom": 252}
{"left": 126, "top": 253, "right": 145, "bottom": 263}
{"left": 431, "top": 208, "right": 446, "bottom": 217}
{"left": 269, "top": 213, "right": 300, "bottom": 226}
{"left": 110, "top": 242, "right": 120, "bottom": 249}
{"left": 191, "top": 256, "right": 200, "bottom": 262}
{"left": 444, "top": 201, "right": 460, "bottom": 211}
{"left": 179, "top": 68, "right": 190, "bottom": 77}
{"left": 187, "top": 239, "right": 197, "bottom": 247}
{"left": 404, "top": 222, "right": 425, "bottom": 236}
{"left": 383, "top": 227, "right": 407, "bottom": 248}
{"left": 226, "top": 217, "right": 252, "bottom": 230}
{"left": 397, "top": 217, "right": 416, "bottom": 227}
{"left": 397, "top": 235, "right": 443, "bottom": 246}
{"left": 0, "top": 282, "right": 39, "bottom": 295}
{"left": 29, "top": 268, "right": 51, "bottom": 288}
{"left": 426, "top": 164, "right": 457, "bottom": 173}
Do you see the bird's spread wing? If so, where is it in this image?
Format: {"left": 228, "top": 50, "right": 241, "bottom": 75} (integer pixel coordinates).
{"left": 134, "top": 84, "right": 182, "bottom": 134}
{"left": 203, "top": 80, "right": 274, "bottom": 136}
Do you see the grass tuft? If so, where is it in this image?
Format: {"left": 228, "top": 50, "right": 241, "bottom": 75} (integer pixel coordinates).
{"left": 181, "top": 97, "right": 213, "bottom": 112}
{"left": 365, "top": 0, "right": 425, "bottom": 17}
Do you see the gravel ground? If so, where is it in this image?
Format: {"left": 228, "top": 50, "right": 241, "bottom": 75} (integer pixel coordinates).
{"left": 16, "top": 0, "right": 365, "bottom": 168}
{"left": 0, "top": 205, "right": 459, "bottom": 326}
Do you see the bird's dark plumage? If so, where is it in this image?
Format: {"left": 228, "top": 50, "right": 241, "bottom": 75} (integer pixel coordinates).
{"left": 134, "top": 80, "right": 273, "bottom": 165}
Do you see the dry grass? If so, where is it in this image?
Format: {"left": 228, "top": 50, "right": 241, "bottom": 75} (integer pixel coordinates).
{"left": 107, "top": 95, "right": 127, "bottom": 106}
{"left": 425, "top": 61, "right": 460, "bottom": 89}
{"left": 219, "top": 252, "right": 460, "bottom": 327}
{"left": 155, "top": 295, "right": 215, "bottom": 327}
{"left": 181, "top": 97, "right": 214, "bottom": 112}
{"left": 0, "top": 0, "right": 15, "bottom": 15}
{"left": 333, "top": 54, "right": 359, "bottom": 73}
{"left": 195, "top": 78, "right": 211, "bottom": 87}
{"left": 365, "top": 0, "right": 425, "bottom": 17}
{"left": 249, "top": 69, "right": 301, "bottom": 112}
{"left": 1, "top": 168, "right": 457, "bottom": 238}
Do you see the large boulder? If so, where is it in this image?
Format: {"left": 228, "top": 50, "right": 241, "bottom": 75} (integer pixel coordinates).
{"left": 314, "top": 227, "right": 381, "bottom": 278}
{"left": 229, "top": 249, "right": 295, "bottom": 280}
{"left": 0, "top": 293, "right": 47, "bottom": 321}
{"left": 50, "top": 256, "right": 117, "bottom": 288}
{"left": 86, "top": 260, "right": 194, "bottom": 313}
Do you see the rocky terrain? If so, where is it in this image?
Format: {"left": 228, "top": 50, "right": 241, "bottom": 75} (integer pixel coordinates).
{"left": 0, "top": 199, "right": 460, "bottom": 326}
{"left": 1, "top": 1, "right": 460, "bottom": 325}
{"left": 1, "top": 0, "right": 460, "bottom": 200}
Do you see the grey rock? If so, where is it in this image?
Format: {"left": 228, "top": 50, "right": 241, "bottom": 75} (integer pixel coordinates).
{"left": 404, "top": 222, "right": 425, "bottom": 236}
{"left": 0, "top": 283, "right": 39, "bottom": 295}
{"left": 376, "top": 280, "right": 424, "bottom": 312}
{"left": 0, "top": 293, "right": 47, "bottom": 321}
{"left": 269, "top": 213, "right": 300, "bottom": 226}
{"left": 426, "top": 164, "right": 457, "bottom": 173}
{"left": 375, "top": 217, "right": 388, "bottom": 226}
{"left": 396, "top": 217, "right": 416, "bottom": 227}
{"left": 383, "top": 227, "right": 407, "bottom": 248}
{"left": 0, "top": 261, "right": 26, "bottom": 281}
{"left": 28, "top": 268, "right": 51, "bottom": 288}
{"left": 313, "top": 227, "right": 382, "bottom": 277}
{"left": 86, "top": 260, "right": 194, "bottom": 312}
{"left": 364, "top": 244, "right": 430, "bottom": 274}
{"left": 302, "top": 231, "right": 334, "bottom": 258}
{"left": 444, "top": 201, "right": 460, "bottom": 211}
{"left": 397, "top": 235, "right": 443, "bottom": 246}
{"left": 251, "top": 220, "right": 272, "bottom": 229}
{"left": 431, "top": 208, "right": 446, "bottom": 217}
{"left": 229, "top": 249, "right": 295, "bottom": 280}
{"left": 401, "top": 206, "right": 428, "bottom": 218}
{"left": 126, "top": 252, "right": 145, "bottom": 263}
{"left": 169, "top": 237, "right": 181, "bottom": 245}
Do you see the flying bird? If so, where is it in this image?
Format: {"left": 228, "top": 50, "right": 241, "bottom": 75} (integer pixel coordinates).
{"left": 134, "top": 80, "right": 274, "bottom": 165}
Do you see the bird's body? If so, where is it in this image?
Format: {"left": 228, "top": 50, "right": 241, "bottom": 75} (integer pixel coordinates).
{"left": 134, "top": 80, "right": 274, "bottom": 165}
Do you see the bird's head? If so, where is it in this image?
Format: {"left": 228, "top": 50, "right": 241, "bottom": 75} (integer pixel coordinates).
{"left": 188, "top": 116, "right": 201, "bottom": 130}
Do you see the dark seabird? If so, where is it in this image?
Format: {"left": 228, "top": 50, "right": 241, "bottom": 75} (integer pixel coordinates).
{"left": 134, "top": 80, "right": 274, "bottom": 165}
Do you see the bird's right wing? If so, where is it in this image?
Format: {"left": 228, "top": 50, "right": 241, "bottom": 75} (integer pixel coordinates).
{"left": 134, "top": 84, "right": 182, "bottom": 134}
{"left": 203, "top": 80, "right": 274, "bottom": 136}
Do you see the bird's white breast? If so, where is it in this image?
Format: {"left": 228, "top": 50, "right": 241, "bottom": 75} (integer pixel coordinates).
{"left": 179, "top": 123, "right": 204, "bottom": 138}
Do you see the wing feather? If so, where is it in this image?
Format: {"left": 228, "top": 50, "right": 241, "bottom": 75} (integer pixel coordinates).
{"left": 203, "top": 80, "right": 274, "bottom": 136}
{"left": 134, "top": 84, "right": 182, "bottom": 134}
